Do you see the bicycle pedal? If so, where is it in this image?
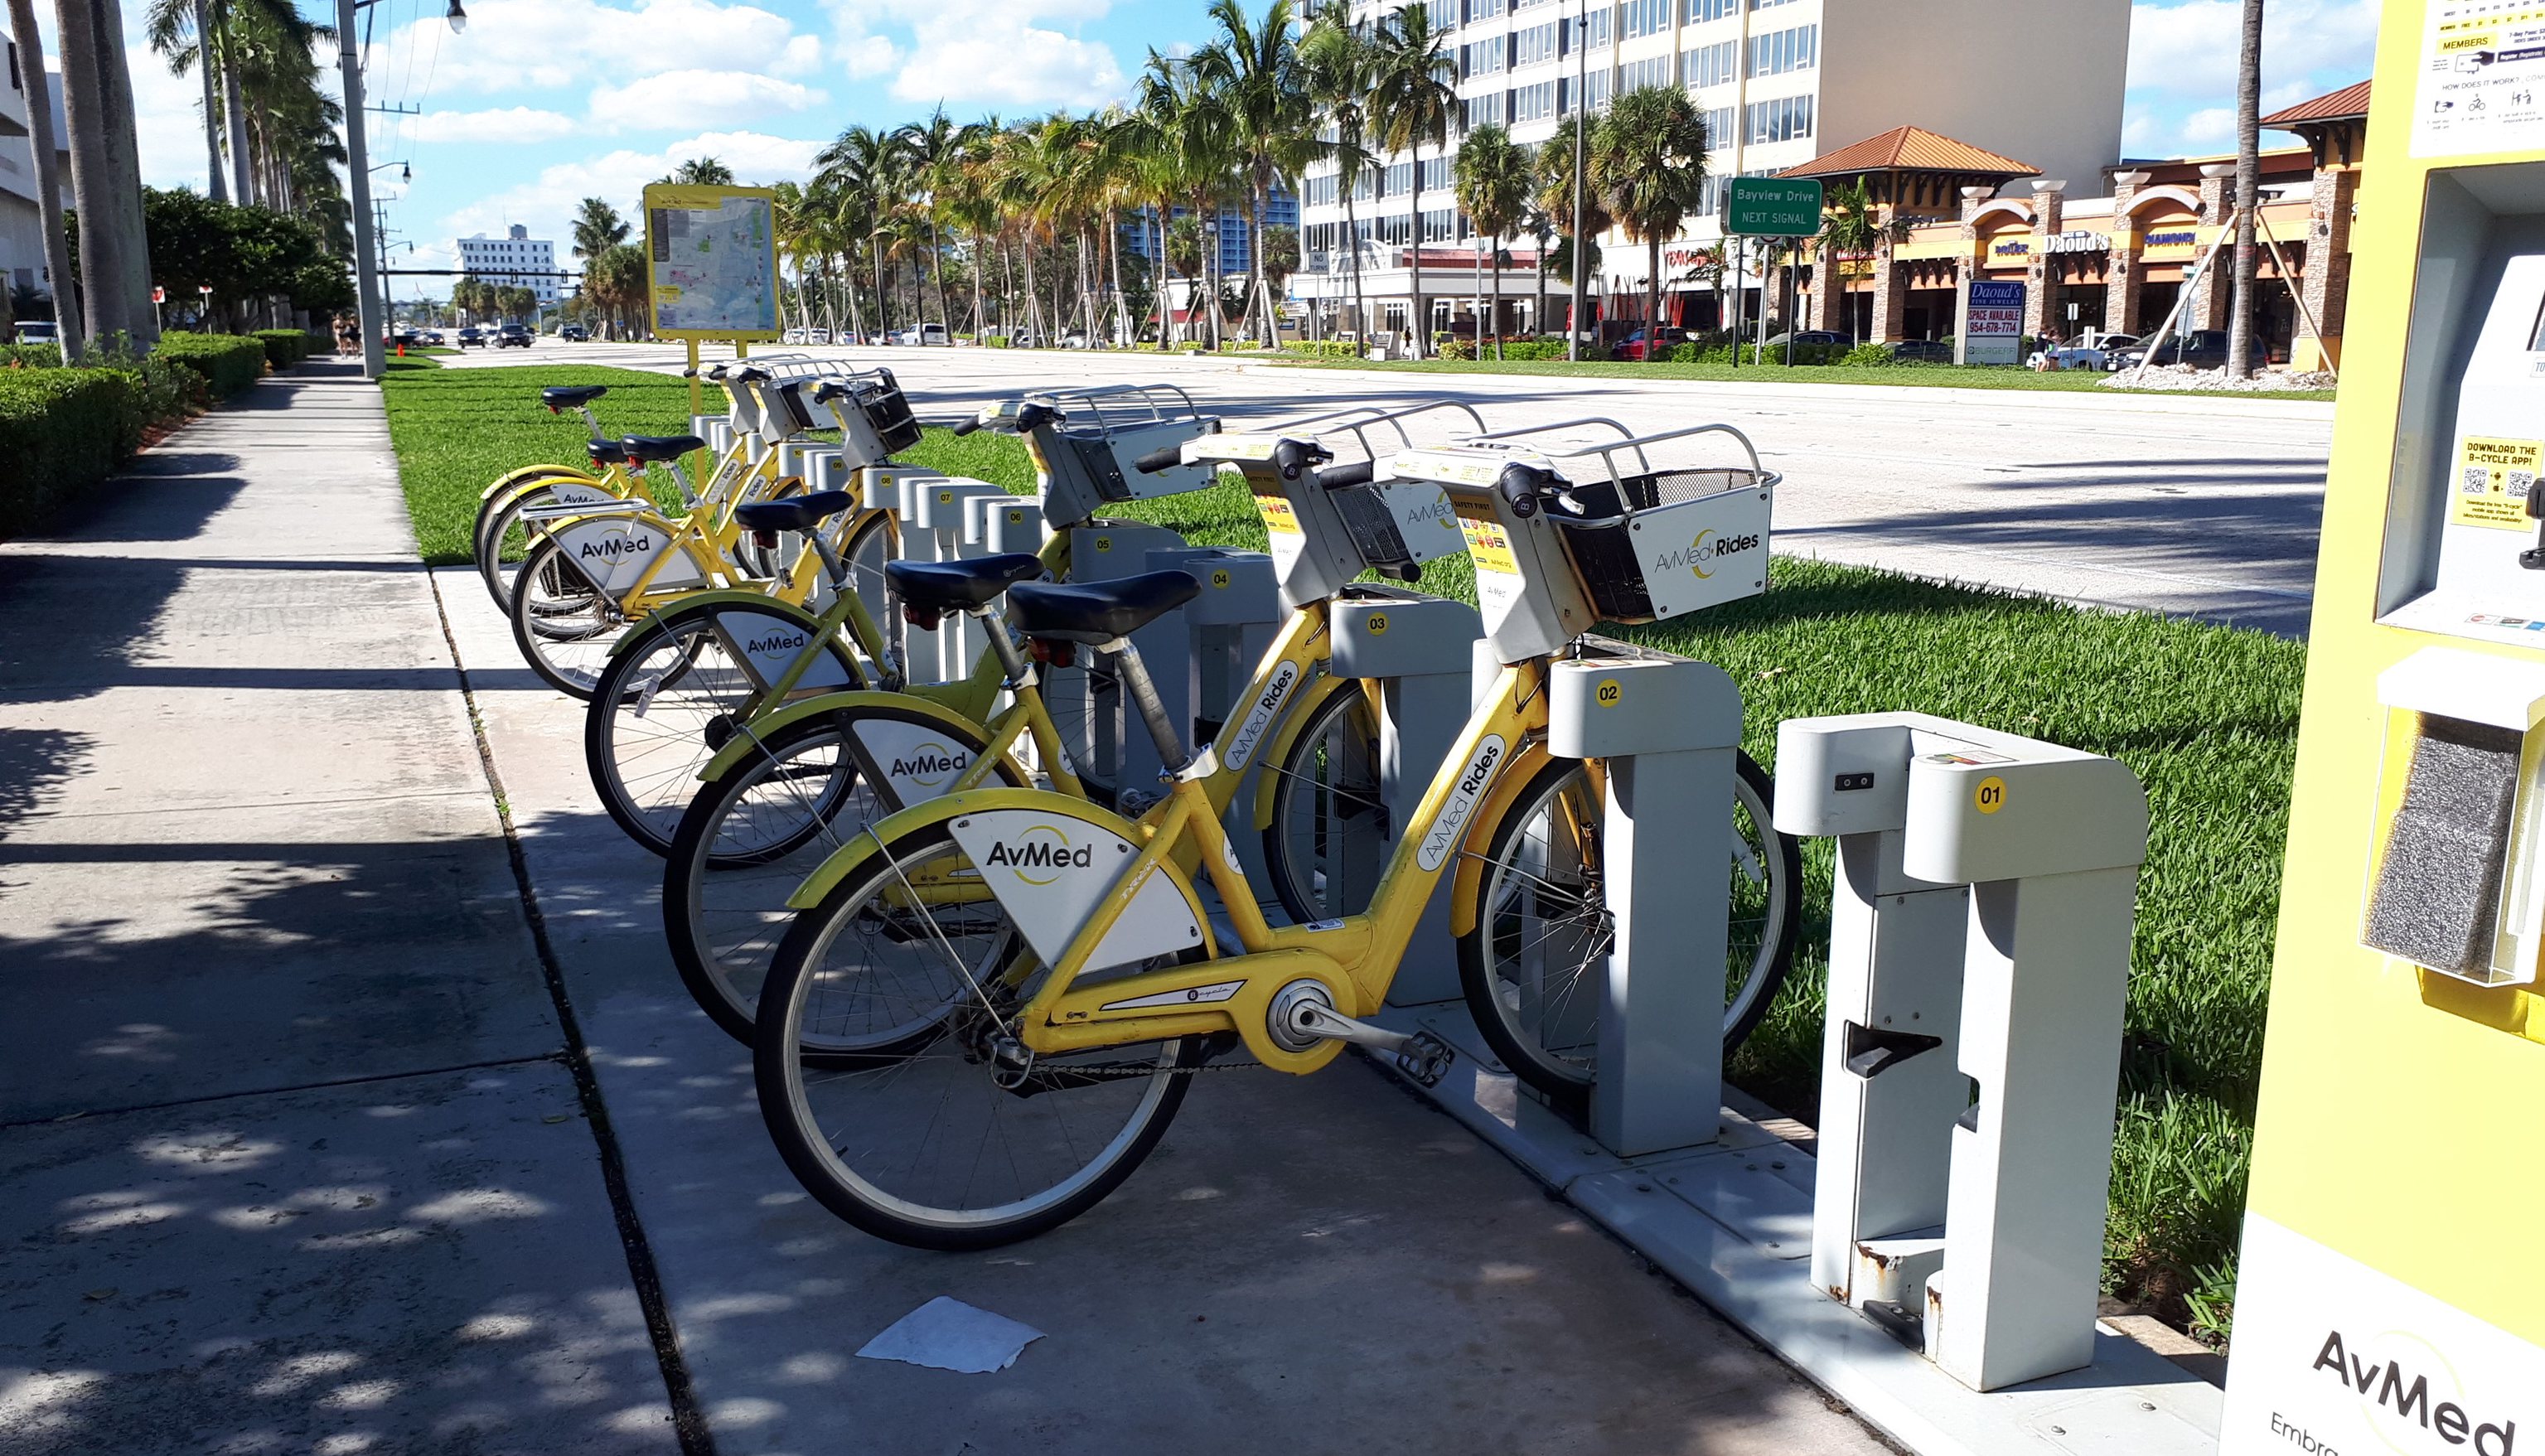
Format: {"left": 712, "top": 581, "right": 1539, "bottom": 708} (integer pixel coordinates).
{"left": 1396, "top": 1031, "right": 1454, "bottom": 1089}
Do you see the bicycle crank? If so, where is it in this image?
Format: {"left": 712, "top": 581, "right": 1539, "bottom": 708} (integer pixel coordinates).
{"left": 1266, "top": 980, "right": 1456, "bottom": 1088}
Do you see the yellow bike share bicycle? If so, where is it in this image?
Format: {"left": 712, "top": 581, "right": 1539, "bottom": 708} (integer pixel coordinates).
{"left": 750, "top": 418, "right": 1798, "bottom": 1247}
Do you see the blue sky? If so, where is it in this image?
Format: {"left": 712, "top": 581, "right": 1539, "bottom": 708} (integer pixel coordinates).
{"left": 109, "top": 0, "right": 2378, "bottom": 297}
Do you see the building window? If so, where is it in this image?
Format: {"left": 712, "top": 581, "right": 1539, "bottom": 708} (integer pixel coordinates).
{"left": 1581, "top": 7, "right": 1609, "bottom": 47}
{"left": 1702, "top": 105, "right": 1735, "bottom": 148}
{"left": 1682, "top": 37, "right": 1736, "bottom": 88}
{"left": 1378, "top": 213, "right": 1413, "bottom": 245}
{"left": 1304, "top": 172, "right": 1338, "bottom": 207}
{"left": 1621, "top": 0, "right": 1670, "bottom": 40}
{"left": 1558, "top": 70, "right": 1611, "bottom": 114}
{"left": 1686, "top": 0, "right": 1736, "bottom": 20}
{"left": 1353, "top": 169, "right": 1374, "bottom": 201}
{"left": 1463, "top": 36, "right": 1505, "bottom": 75}
{"left": 1512, "top": 20, "right": 1560, "bottom": 66}
{"left": 1422, "top": 155, "right": 1453, "bottom": 190}
{"left": 1386, "top": 160, "right": 1414, "bottom": 196}
{"left": 1749, "top": 23, "right": 1815, "bottom": 77}
{"left": 1464, "top": 91, "right": 1506, "bottom": 128}
{"left": 1620, "top": 54, "right": 1671, "bottom": 90}
{"left": 1750, "top": 0, "right": 1799, "bottom": 9}
{"left": 1744, "top": 93, "right": 1812, "bottom": 143}
{"left": 1467, "top": 0, "right": 1503, "bottom": 20}
{"left": 1423, "top": 208, "right": 1459, "bottom": 241}
{"left": 1512, "top": 79, "right": 1556, "bottom": 122}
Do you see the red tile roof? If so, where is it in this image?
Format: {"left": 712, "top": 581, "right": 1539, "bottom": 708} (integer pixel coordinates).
{"left": 1779, "top": 126, "right": 2040, "bottom": 181}
{"left": 2262, "top": 80, "right": 2371, "bottom": 127}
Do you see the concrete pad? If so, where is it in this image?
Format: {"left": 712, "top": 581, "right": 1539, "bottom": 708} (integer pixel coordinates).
{"left": 0, "top": 1062, "right": 677, "bottom": 1456}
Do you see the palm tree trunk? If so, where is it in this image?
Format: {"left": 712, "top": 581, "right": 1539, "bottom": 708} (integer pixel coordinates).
{"left": 1646, "top": 236, "right": 1662, "bottom": 365}
{"left": 220, "top": 31, "right": 249, "bottom": 205}
{"left": 1344, "top": 188, "right": 1364, "bottom": 346}
{"left": 2227, "top": 0, "right": 2262, "bottom": 377}
{"left": 1532, "top": 226, "right": 1548, "bottom": 342}
{"left": 12, "top": 0, "right": 80, "bottom": 359}
{"left": 1407, "top": 151, "right": 1426, "bottom": 359}
{"left": 1106, "top": 209, "right": 1126, "bottom": 347}
{"left": 1490, "top": 234, "right": 1503, "bottom": 360}
{"left": 54, "top": 0, "right": 145, "bottom": 342}
{"left": 191, "top": 0, "right": 225, "bottom": 201}
{"left": 1248, "top": 176, "right": 1270, "bottom": 344}
{"left": 869, "top": 237, "right": 889, "bottom": 336}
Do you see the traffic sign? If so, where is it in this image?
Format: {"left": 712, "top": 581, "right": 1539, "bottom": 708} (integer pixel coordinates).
{"left": 1725, "top": 177, "right": 1824, "bottom": 237}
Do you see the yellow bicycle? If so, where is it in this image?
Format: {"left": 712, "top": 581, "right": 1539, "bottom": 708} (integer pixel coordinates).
{"left": 750, "top": 419, "right": 1800, "bottom": 1247}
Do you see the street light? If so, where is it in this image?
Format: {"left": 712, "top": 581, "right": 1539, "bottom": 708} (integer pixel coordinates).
{"left": 343, "top": 0, "right": 466, "bottom": 378}
{"left": 445, "top": 0, "right": 466, "bottom": 33}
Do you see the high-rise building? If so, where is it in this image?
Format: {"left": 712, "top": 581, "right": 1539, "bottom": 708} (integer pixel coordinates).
{"left": 457, "top": 224, "right": 560, "bottom": 303}
{"left": 1292, "top": 0, "right": 2130, "bottom": 339}
{"left": 1123, "top": 188, "right": 1302, "bottom": 281}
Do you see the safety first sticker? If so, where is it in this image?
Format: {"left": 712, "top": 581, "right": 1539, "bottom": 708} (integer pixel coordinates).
{"left": 1255, "top": 493, "right": 1302, "bottom": 535}
{"left": 1455, "top": 499, "right": 1519, "bottom": 576}
{"left": 2451, "top": 434, "right": 2543, "bottom": 530}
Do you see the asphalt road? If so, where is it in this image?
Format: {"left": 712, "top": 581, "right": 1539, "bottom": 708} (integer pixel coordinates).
{"left": 443, "top": 338, "right": 2335, "bottom": 634}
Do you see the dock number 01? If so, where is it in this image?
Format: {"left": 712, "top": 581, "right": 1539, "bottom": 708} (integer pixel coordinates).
{"left": 1974, "top": 775, "right": 2008, "bottom": 815}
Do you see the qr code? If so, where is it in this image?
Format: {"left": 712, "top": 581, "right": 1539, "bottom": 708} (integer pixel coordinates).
{"left": 2465, "top": 467, "right": 2494, "bottom": 495}
{"left": 2513, "top": 470, "right": 2538, "bottom": 495}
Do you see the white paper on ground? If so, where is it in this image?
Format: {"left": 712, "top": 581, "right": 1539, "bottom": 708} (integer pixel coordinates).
{"left": 854, "top": 1296, "right": 1045, "bottom": 1373}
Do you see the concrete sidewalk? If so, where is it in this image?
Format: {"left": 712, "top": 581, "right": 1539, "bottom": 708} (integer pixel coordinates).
{"left": 4, "top": 359, "right": 1893, "bottom": 1454}
{"left": 0, "top": 361, "right": 680, "bottom": 1454}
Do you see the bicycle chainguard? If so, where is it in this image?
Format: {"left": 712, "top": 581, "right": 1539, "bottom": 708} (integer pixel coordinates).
{"left": 1395, "top": 1031, "right": 1455, "bottom": 1089}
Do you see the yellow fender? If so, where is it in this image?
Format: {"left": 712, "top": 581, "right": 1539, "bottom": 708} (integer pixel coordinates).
{"left": 1246, "top": 672, "right": 1372, "bottom": 832}
{"left": 697, "top": 687, "right": 1000, "bottom": 782}
{"left": 477, "top": 462, "right": 602, "bottom": 505}
{"left": 1444, "top": 740, "right": 1592, "bottom": 939}
{"left": 601, "top": 588, "right": 827, "bottom": 660}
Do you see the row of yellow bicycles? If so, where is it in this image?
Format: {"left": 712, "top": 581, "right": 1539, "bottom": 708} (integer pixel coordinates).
{"left": 480, "top": 365, "right": 1802, "bottom": 1250}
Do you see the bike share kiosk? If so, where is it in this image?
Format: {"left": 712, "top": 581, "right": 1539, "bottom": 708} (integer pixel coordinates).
{"left": 2215, "top": 9, "right": 2545, "bottom": 1449}
{"left": 1774, "top": 716, "right": 2147, "bottom": 1392}
{"left": 1382, "top": 422, "right": 1773, "bottom": 1154}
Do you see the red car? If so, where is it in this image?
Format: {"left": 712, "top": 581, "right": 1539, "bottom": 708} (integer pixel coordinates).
{"left": 1615, "top": 327, "right": 1693, "bottom": 361}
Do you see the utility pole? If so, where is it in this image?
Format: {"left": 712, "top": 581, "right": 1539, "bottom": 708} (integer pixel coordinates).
{"left": 338, "top": 0, "right": 383, "bottom": 379}
{"left": 1568, "top": 0, "right": 1588, "bottom": 360}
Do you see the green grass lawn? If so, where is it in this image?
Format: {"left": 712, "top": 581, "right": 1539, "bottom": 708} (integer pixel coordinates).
{"left": 1262, "top": 353, "right": 2339, "bottom": 403}
{"left": 383, "top": 361, "right": 2300, "bottom": 1341}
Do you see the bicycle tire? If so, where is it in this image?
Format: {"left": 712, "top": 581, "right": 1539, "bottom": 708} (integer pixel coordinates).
{"left": 662, "top": 703, "right": 1025, "bottom": 1045}
{"left": 1454, "top": 751, "right": 1799, "bottom": 1115}
{"left": 1259, "top": 679, "right": 1386, "bottom": 924}
{"left": 755, "top": 816, "right": 1201, "bottom": 1250}
{"left": 506, "top": 536, "right": 630, "bottom": 699}
{"left": 475, "top": 473, "right": 614, "bottom": 612}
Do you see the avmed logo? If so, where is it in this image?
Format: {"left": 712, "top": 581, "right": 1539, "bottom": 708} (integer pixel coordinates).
{"left": 889, "top": 742, "right": 967, "bottom": 786}
{"left": 1417, "top": 734, "right": 1506, "bottom": 872}
{"left": 2310, "top": 1328, "right": 2519, "bottom": 1454}
{"left": 1221, "top": 660, "right": 1299, "bottom": 772}
{"left": 1651, "top": 529, "right": 1762, "bottom": 580}
{"left": 984, "top": 825, "right": 1094, "bottom": 885}
{"left": 745, "top": 631, "right": 807, "bottom": 655}
{"left": 579, "top": 530, "right": 656, "bottom": 561}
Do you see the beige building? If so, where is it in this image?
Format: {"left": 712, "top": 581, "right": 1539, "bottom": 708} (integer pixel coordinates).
{"left": 1291, "top": 0, "right": 2131, "bottom": 338}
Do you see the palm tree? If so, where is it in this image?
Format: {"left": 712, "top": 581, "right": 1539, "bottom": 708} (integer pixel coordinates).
{"left": 1191, "top": 0, "right": 1317, "bottom": 345}
{"left": 140, "top": 0, "right": 225, "bottom": 200}
{"left": 1810, "top": 177, "right": 1907, "bottom": 339}
{"left": 2228, "top": 0, "right": 2263, "bottom": 377}
{"left": 571, "top": 197, "right": 629, "bottom": 263}
{"left": 815, "top": 124, "right": 898, "bottom": 336}
{"left": 11, "top": 0, "right": 79, "bottom": 358}
{"left": 893, "top": 110, "right": 967, "bottom": 330}
{"left": 1594, "top": 85, "right": 1707, "bottom": 362}
{"left": 1122, "top": 51, "right": 1220, "bottom": 346}
{"left": 1535, "top": 113, "right": 1609, "bottom": 341}
{"left": 58, "top": 0, "right": 157, "bottom": 342}
{"left": 1367, "top": 1, "right": 1455, "bottom": 357}
{"left": 663, "top": 157, "right": 737, "bottom": 186}
{"left": 1299, "top": 15, "right": 1375, "bottom": 341}
{"left": 1454, "top": 123, "right": 1529, "bottom": 360}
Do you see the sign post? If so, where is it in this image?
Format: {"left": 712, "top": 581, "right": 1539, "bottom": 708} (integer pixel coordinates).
{"left": 1725, "top": 177, "right": 1822, "bottom": 368}
{"left": 641, "top": 183, "right": 782, "bottom": 418}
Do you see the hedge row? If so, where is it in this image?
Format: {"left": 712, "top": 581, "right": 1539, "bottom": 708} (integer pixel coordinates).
{"left": 252, "top": 327, "right": 318, "bottom": 369}
{"left": 0, "top": 370, "right": 161, "bottom": 536}
{"left": 153, "top": 332, "right": 269, "bottom": 398}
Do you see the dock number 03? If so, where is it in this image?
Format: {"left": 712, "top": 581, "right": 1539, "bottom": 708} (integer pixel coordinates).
{"left": 1973, "top": 776, "right": 2008, "bottom": 814}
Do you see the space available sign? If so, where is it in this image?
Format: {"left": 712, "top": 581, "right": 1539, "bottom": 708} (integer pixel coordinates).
{"left": 1965, "top": 279, "right": 2025, "bottom": 365}
{"left": 2222, "top": 1215, "right": 2536, "bottom": 1455}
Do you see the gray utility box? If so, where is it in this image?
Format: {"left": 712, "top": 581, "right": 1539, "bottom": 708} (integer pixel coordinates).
{"left": 911, "top": 481, "right": 1009, "bottom": 682}
{"left": 1331, "top": 593, "right": 1485, "bottom": 1004}
{"left": 968, "top": 493, "right": 1046, "bottom": 558}
{"left": 1151, "top": 548, "right": 1281, "bottom": 884}
{"left": 1065, "top": 522, "right": 1190, "bottom": 790}
{"left": 1546, "top": 649, "right": 1744, "bottom": 1157}
{"left": 1774, "top": 712, "right": 2148, "bottom": 1393}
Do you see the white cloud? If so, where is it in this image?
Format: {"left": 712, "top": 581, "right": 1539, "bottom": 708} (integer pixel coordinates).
{"left": 128, "top": 26, "right": 220, "bottom": 191}
{"left": 375, "top": 0, "right": 820, "bottom": 96}
{"left": 817, "top": 0, "right": 903, "bottom": 80}
{"left": 2177, "top": 105, "right": 2235, "bottom": 147}
{"left": 433, "top": 129, "right": 823, "bottom": 260}
{"left": 408, "top": 108, "right": 581, "bottom": 144}
{"left": 889, "top": 25, "right": 1125, "bottom": 109}
{"left": 2126, "top": 0, "right": 2380, "bottom": 97}
{"left": 587, "top": 70, "right": 825, "bottom": 132}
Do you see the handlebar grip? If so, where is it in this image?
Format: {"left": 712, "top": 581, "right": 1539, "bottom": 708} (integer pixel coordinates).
{"left": 1318, "top": 461, "right": 1377, "bottom": 490}
{"left": 1132, "top": 444, "right": 1185, "bottom": 474}
{"left": 951, "top": 416, "right": 983, "bottom": 436}
{"left": 1272, "top": 439, "right": 1329, "bottom": 481}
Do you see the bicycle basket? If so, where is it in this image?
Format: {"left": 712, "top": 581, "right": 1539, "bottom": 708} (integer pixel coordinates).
{"left": 1331, "top": 477, "right": 1466, "bottom": 570}
{"left": 1550, "top": 466, "right": 1776, "bottom": 624}
{"left": 1034, "top": 385, "right": 1219, "bottom": 525}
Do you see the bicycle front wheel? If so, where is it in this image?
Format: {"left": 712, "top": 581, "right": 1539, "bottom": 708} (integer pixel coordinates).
{"left": 662, "top": 705, "right": 1022, "bottom": 1045}
{"left": 1260, "top": 679, "right": 1386, "bottom": 924}
{"left": 755, "top": 817, "right": 1201, "bottom": 1250}
{"left": 1454, "top": 752, "right": 1799, "bottom": 1113}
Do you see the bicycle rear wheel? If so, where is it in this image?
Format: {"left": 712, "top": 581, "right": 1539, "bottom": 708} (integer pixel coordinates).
{"left": 1454, "top": 752, "right": 1799, "bottom": 1113}
{"left": 476, "top": 475, "right": 607, "bottom": 612}
{"left": 755, "top": 817, "right": 1200, "bottom": 1250}
{"left": 662, "top": 704, "right": 1022, "bottom": 1045}
{"left": 506, "top": 538, "right": 632, "bottom": 699}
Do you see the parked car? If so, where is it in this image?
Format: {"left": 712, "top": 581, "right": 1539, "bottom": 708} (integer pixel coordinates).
{"left": 895, "top": 323, "right": 951, "bottom": 346}
{"left": 2030, "top": 333, "right": 2136, "bottom": 370}
{"left": 421, "top": 329, "right": 446, "bottom": 346}
{"left": 14, "top": 321, "right": 56, "bottom": 345}
{"left": 559, "top": 324, "right": 588, "bottom": 341}
{"left": 1883, "top": 339, "right": 1953, "bottom": 364}
{"left": 496, "top": 324, "right": 531, "bottom": 348}
{"left": 1614, "top": 327, "right": 1694, "bottom": 361}
{"left": 1759, "top": 330, "right": 1853, "bottom": 351}
{"left": 2109, "top": 329, "right": 2231, "bottom": 371}
{"left": 457, "top": 327, "right": 486, "bottom": 348}
{"left": 389, "top": 328, "right": 424, "bottom": 348}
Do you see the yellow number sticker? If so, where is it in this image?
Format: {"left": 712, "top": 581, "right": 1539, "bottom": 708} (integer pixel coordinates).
{"left": 1367, "top": 612, "right": 1390, "bottom": 635}
{"left": 1595, "top": 679, "right": 1623, "bottom": 708}
{"left": 1094, "top": 536, "right": 1113, "bottom": 553}
{"left": 1212, "top": 568, "right": 1231, "bottom": 588}
{"left": 1974, "top": 776, "right": 2008, "bottom": 815}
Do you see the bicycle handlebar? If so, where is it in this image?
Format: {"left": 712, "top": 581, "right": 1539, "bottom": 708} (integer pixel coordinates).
{"left": 951, "top": 415, "right": 983, "bottom": 436}
{"left": 1132, "top": 444, "right": 1183, "bottom": 474}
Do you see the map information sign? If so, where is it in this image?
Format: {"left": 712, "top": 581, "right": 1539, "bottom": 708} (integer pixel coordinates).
{"left": 643, "top": 184, "right": 780, "bottom": 341}
{"left": 1725, "top": 177, "right": 1823, "bottom": 237}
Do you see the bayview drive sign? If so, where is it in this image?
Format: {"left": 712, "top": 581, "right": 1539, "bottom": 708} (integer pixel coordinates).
{"left": 1726, "top": 178, "right": 1822, "bottom": 238}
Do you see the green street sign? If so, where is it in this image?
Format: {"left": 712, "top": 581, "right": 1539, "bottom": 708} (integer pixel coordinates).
{"left": 1725, "top": 177, "right": 1824, "bottom": 237}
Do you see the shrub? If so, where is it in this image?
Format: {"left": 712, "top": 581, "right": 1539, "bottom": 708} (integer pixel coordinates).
{"left": 0, "top": 343, "right": 61, "bottom": 369}
{"left": 1283, "top": 339, "right": 1362, "bottom": 359}
{"left": 1438, "top": 337, "right": 1473, "bottom": 361}
{"left": 1838, "top": 342, "right": 1896, "bottom": 367}
{"left": 252, "top": 328, "right": 316, "bottom": 369}
{"left": 152, "top": 332, "right": 267, "bottom": 398}
{"left": 0, "top": 369, "right": 138, "bottom": 536}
